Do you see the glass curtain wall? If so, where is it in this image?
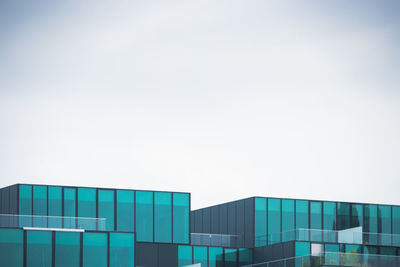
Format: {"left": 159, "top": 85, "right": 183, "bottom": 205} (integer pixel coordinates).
{"left": 26, "top": 230, "right": 52, "bottom": 267}
{"left": 0, "top": 228, "right": 23, "bottom": 267}
{"left": 83, "top": 232, "right": 107, "bottom": 267}
{"left": 379, "top": 205, "right": 391, "bottom": 245}
{"left": 268, "top": 198, "right": 281, "bottom": 244}
{"left": 209, "top": 247, "right": 223, "bottom": 267}
{"left": 282, "top": 199, "right": 295, "bottom": 242}
{"left": 323, "top": 202, "right": 336, "bottom": 242}
{"left": 310, "top": 202, "right": 322, "bottom": 242}
{"left": 110, "top": 233, "right": 135, "bottom": 267}
{"left": 116, "top": 190, "right": 135, "bottom": 232}
{"left": 48, "top": 186, "right": 62, "bottom": 228}
{"left": 19, "top": 185, "right": 32, "bottom": 227}
{"left": 365, "top": 204, "right": 378, "bottom": 244}
{"left": 33, "top": 185, "right": 47, "bottom": 227}
{"left": 337, "top": 203, "right": 351, "bottom": 230}
{"left": 296, "top": 200, "right": 309, "bottom": 241}
{"left": 55, "top": 232, "right": 80, "bottom": 267}
{"left": 98, "top": 189, "right": 114, "bottom": 231}
{"left": 78, "top": 188, "right": 97, "bottom": 230}
{"left": 154, "top": 192, "right": 172, "bottom": 243}
{"left": 255, "top": 198, "right": 267, "bottom": 247}
{"left": 63, "top": 188, "right": 76, "bottom": 228}
{"left": 178, "top": 246, "right": 192, "bottom": 266}
{"left": 173, "top": 193, "right": 190, "bottom": 244}
{"left": 136, "top": 191, "right": 153, "bottom": 242}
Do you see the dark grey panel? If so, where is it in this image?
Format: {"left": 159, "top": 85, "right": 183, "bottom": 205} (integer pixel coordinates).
{"left": 195, "top": 210, "right": 203, "bottom": 233}
{"left": 203, "top": 208, "right": 211, "bottom": 233}
{"left": 0, "top": 188, "right": 3, "bottom": 214}
{"left": 158, "top": 243, "right": 178, "bottom": 266}
{"left": 236, "top": 200, "right": 245, "bottom": 247}
{"left": 227, "top": 202, "right": 236, "bottom": 235}
{"left": 211, "top": 206, "right": 219, "bottom": 233}
{"left": 9, "top": 185, "right": 18, "bottom": 214}
{"left": 136, "top": 242, "right": 158, "bottom": 267}
{"left": 190, "top": 212, "right": 195, "bottom": 233}
{"left": 219, "top": 204, "right": 228, "bottom": 234}
{"left": 244, "top": 198, "right": 254, "bottom": 248}
{"left": 3, "top": 187, "right": 10, "bottom": 214}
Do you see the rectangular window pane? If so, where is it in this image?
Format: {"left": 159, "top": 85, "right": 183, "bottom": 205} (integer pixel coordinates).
{"left": 282, "top": 199, "right": 295, "bottom": 242}
{"left": 351, "top": 204, "right": 363, "bottom": 228}
{"left": 379, "top": 205, "right": 391, "bottom": 245}
{"left": 323, "top": 202, "right": 336, "bottom": 242}
{"left": 136, "top": 191, "right": 153, "bottom": 242}
{"left": 19, "top": 185, "right": 32, "bottom": 227}
{"left": 296, "top": 200, "right": 309, "bottom": 241}
{"left": 178, "top": 246, "right": 192, "bottom": 266}
{"left": 193, "top": 246, "right": 207, "bottom": 267}
{"left": 98, "top": 189, "right": 114, "bottom": 231}
{"left": 310, "top": 202, "right": 322, "bottom": 242}
{"left": 225, "top": 248, "right": 237, "bottom": 267}
{"left": 337, "top": 202, "right": 350, "bottom": 230}
{"left": 116, "top": 190, "right": 134, "bottom": 232}
{"left": 63, "top": 188, "right": 76, "bottom": 229}
{"left": 27, "top": 230, "right": 52, "bottom": 267}
{"left": 392, "top": 206, "right": 400, "bottom": 245}
{"left": 209, "top": 247, "right": 223, "bottom": 267}
{"left": 173, "top": 193, "right": 189, "bottom": 244}
{"left": 110, "top": 233, "right": 135, "bottom": 267}
{"left": 78, "top": 188, "right": 96, "bottom": 230}
{"left": 48, "top": 186, "right": 62, "bottom": 228}
{"left": 0, "top": 229, "right": 23, "bottom": 267}
{"left": 255, "top": 198, "right": 267, "bottom": 247}
{"left": 295, "top": 242, "right": 310, "bottom": 267}
{"left": 268, "top": 198, "right": 281, "bottom": 244}
{"left": 325, "top": 244, "right": 339, "bottom": 266}
{"left": 365, "top": 204, "right": 378, "bottom": 245}
{"left": 83, "top": 232, "right": 107, "bottom": 267}
{"left": 155, "top": 192, "right": 172, "bottom": 243}
{"left": 238, "top": 248, "right": 252, "bottom": 266}
{"left": 33, "top": 185, "right": 47, "bottom": 227}
{"left": 55, "top": 232, "right": 80, "bottom": 267}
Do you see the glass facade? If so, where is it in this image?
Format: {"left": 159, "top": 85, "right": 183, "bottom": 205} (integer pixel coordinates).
{"left": 337, "top": 202, "right": 351, "bottom": 230}
{"left": 110, "top": 233, "right": 135, "bottom": 267}
{"left": 193, "top": 246, "right": 208, "bottom": 266}
{"left": 209, "top": 247, "right": 223, "bottom": 267}
{"left": 282, "top": 199, "right": 295, "bottom": 242}
{"left": 48, "top": 186, "right": 62, "bottom": 228}
{"left": 78, "top": 188, "right": 97, "bottom": 230}
{"left": 155, "top": 192, "right": 172, "bottom": 243}
{"left": 98, "top": 189, "right": 115, "bottom": 231}
{"left": 136, "top": 191, "right": 153, "bottom": 242}
{"left": 323, "top": 201, "right": 336, "bottom": 242}
{"left": 178, "top": 245, "right": 192, "bottom": 266}
{"left": 63, "top": 188, "right": 76, "bottom": 228}
{"left": 268, "top": 198, "right": 281, "bottom": 244}
{"left": 254, "top": 198, "right": 267, "bottom": 247}
{"left": 55, "top": 232, "right": 80, "bottom": 267}
{"left": 296, "top": 200, "right": 309, "bottom": 231}
{"left": 0, "top": 229, "right": 23, "bottom": 267}
{"left": 26, "top": 230, "right": 52, "bottom": 267}
{"left": 83, "top": 232, "right": 108, "bottom": 267}
{"left": 33, "top": 185, "right": 47, "bottom": 227}
{"left": 310, "top": 201, "right": 322, "bottom": 242}
{"left": 116, "top": 190, "right": 135, "bottom": 232}
{"left": 173, "top": 193, "right": 190, "bottom": 244}
{"left": 19, "top": 185, "right": 32, "bottom": 227}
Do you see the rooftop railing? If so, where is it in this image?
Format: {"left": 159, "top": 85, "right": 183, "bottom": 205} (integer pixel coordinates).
{"left": 191, "top": 233, "right": 242, "bottom": 247}
{"left": 255, "top": 228, "right": 400, "bottom": 247}
{"left": 0, "top": 214, "right": 106, "bottom": 231}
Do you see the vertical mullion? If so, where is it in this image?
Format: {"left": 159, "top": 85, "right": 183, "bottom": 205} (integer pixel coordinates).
{"left": 52, "top": 231, "right": 55, "bottom": 267}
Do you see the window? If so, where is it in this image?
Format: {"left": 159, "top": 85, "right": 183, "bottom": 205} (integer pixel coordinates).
{"left": 63, "top": 188, "right": 76, "bottom": 229}
{"left": 83, "top": 232, "right": 107, "bottom": 267}
{"left": 136, "top": 191, "right": 153, "bottom": 242}
{"left": 19, "top": 185, "right": 32, "bottom": 227}
{"left": 178, "top": 246, "right": 192, "bottom": 266}
{"left": 154, "top": 192, "right": 172, "bottom": 243}
{"left": 254, "top": 198, "right": 267, "bottom": 247}
{"left": 225, "top": 248, "right": 237, "bottom": 267}
{"left": 116, "top": 190, "right": 134, "bottom": 232}
{"left": 296, "top": 200, "right": 309, "bottom": 241}
{"left": 268, "top": 198, "right": 281, "bottom": 244}
{"left": 26, "top": 230, "right": 52, "bottom": 267}
{"left": 295, "top": 242, "right": 310, "bottom": 267}
{"left": 78, "top": 188, "right": 96, "bottom": 230}
{"left": 310, "top": 202, "right": 322, "bottom": 242}
{"left": 364, "top": 204, "right": 378, "bottom": 245}
{"left": 33, "top": 185, "right": 47, "bottom": 227}
{"left": 55, "top": 232, "right": 80, "bottom": 267}
{"left": 238, "top": 248, "right": 252, "bottom": 266}
{"left": 48, "top": 186, "right": 62, "bottom": 228}
{"left": 337, "top": 203, "right": 350, "bottom": 230}
{"left": 98, "top": 189, "right": 115, "bottom": 231}
{"left": 110, "top": 233, "right": 135, "bottom": 267}
{"left": 193, "top": 246, "right": 207, "bottom": 267}
{"left": 282, "top": 199, "right": 295, "bottom": 241}
{"left": 323, "top": 202, "right": 336, "bottom": 242}
{"left": 209, "top": 247, "right": 223, "bottom": 267}
{"left": 0, "top": 229, "right": 23, "bottom": 267}
{"left": 392, "top": 206, "right": 400, "bottom": 245}
{"left": 173, "top": 193, "right": 189, "bottom": 244}
{"left": 351, "top": 204, "right": 363, "bottom": 228}
{"left": 379, "top": 205, "right": 391, "bottom": 245}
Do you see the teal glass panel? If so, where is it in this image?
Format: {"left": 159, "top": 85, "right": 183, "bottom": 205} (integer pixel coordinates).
{"left": 63, "top": 188, "right": 76, "bottom": 228}
{"left": 209, "top": 247, "right": 223, "bottom": 267}
{"left": 178, "top": 246, "right": 192, "bottom": 266}
{"left": 110, "top": 233, "right": 135, "bottom": 267}
{"left": 173, "top": 193, "right": 189, "bottom": 244}
{"left": 379, "top": 205, "right": 391, "bottom": 245}
{"left": 55, "top": 232, "right": 80, "bottom": 267}
{"left": 295, "top": 242, "right": 310, "bottom": 267}
{"left": 136, "top": 191, "right": 153, "bottom": 242}
{"left": 365, "top": 204, "right": 378, "bottom": 245}
{"left": 83, "top": 232, "right": 107, "bottom": 267}
{"left": 155, "top": 192, "right": 172, "bottom": 243}
{"left": 255, "top": 198, "right": 267, "bottom": 247}
{"left": 48, "top": 186, "right": 62, "bottom": 228}
{"left": 310, "top": 202, "right": 322, "bottom": 242}
{"left": 0, "top": 229, "right": 23, "bottom": 267}
{"left": 19, "top": 185, "right": 32, "bottom": 227}
{"left": 351, "top": 204, "right": 363, "bottom": 228}
{"left": 225, "top": 248, "right": 237, "bottom": 267}
{"left": 268, "top": 198, "right": 281, "bottom": 244}
{"left": 193, "top": 246, "right": 207, "bottom": 267}
{"left": 282, "top": 199, "right": 295, "bottom": 242}
{"left": 27, "top": 230, "right": 52, "bottom": 267}
{"left": 325, "top": 244, "right": 339, "bottom": 266}
{"left": 78, "top": 188, "right": 96, "bottom": 230}
{"left": 323, "top": 202, "right": 336, "bottom": 242}
{"left": 98, "top": 189, "right": 115, "bottom": 231}
{"left": 337, "top": 202, "right": 351, "bottom": 230}
{"left": 392, "top": 206, "right": 400, "bottom": 245}
{"left": 364, "top": 246, "right": 378, "bottom": 265}
{"left": 344, "top": 244, "right": 362, "bottom": 265}
{"left": 296, "top": 200, "right": 309, "bottom": 241}
{"left": 33, "top": 185, "right": 47, "bottom": 227}
{"left": 116, "top": 190, "right": 134, "bottom": 232}
{"left": 238, "top": 248, "right": 252, "bottom": 266}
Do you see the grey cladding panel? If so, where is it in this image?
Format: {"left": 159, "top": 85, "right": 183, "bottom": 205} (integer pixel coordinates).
{"left": 195, "top": 210, "right": 203, "bottom": 233}
{"left": 203, "top": 208, "right": 211, "bottom": 233}
{"left": 219, "top": 204, "right": 228, "bottom": 234}
{"left": 227, "top": 202, "right": 236, "bottom": 235}
{"left": 211, "top": 206, "right": 219, "bottom": 233}
{"left": 158, "top": 243, "right": 178, "bottom": 266}
{"left": 244, "top": 198, "right": 254, "bottom": 248}
{"left": 136, "top": 243, "right": 158, "bottom": 267}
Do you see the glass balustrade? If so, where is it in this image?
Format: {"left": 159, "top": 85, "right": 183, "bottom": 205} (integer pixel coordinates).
{"left": 190, "top": 233, "right": 242, "bottom": 247}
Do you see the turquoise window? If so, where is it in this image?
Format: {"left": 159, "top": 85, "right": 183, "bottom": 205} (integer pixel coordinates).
{"left": 325, "top": 244, "right": 339, "bottom": 266}
{"left": 337, "top": 202, "right": 350, "bottom": 230}
{"left": 268, "top": 198, "right": 281, "bottom": 244}
{"left": 155, "top": 192, "right": 172, "bottom": 243}
{"left": 323, "top": 202, "right": 336, "bottom": 242}
{"left": 365, "top": 204, "right": 378, "bottom": 245}
{"left": 26, "top": 230, "right": 52, "bottom": 267}
{"left": 0, "top": 229, "right": 23, "bottom": 267}
{"left": 310, "top": 202, "right": 322, "bottom": 242}
{"left": 282, "top": 199, "right": 295, "bottom": 241}
{"left": 83, "top": 232, "right": 107, "bottom": 267}
{"left": 296, "top": 200, "right": 309, "bottom": 241}
{"left": 48, "top": 186, "right": 62, "bottom": 228}
{"left": 110, "top": 233, "right": 135, "bottom": 267}
{"left": 209, "top": 247, "right": 223, "bottom": 267}
{"left": 392, "top": 206, "right": 400, "bottom": 245}
{"left": 295, "top": 242, "right": 310, "bottom": 267}
{"left": 254, "top": 198, "right": 267, "bottom": 247}
{"left": 178, "top": 246, "right": 192, "bottom": 266}
{"left": 98, "top": 189, "right": 115, "bottom": 231}
{"left": 344, "top": 244, "right": 362, "bottom": 265}
{"left": 379, "top": 205, "right": 391, "bottom": 245}
{"left": 193, "top": 246, "right": 207, "bottom": 267}
{"left": 63, "top": 188, "right": 76, "bottom": 228}
{"left": 173, "top": 193, "right": 189, "bottom": 244}
{"left": 136, "top": 191, "right": 153, "bottom": 242}
{"left": 78, "top": 188, "right": 96, "bottom": 230}
{"left": 351, "top": 204, "right": 363, "bottom": 228}
{"left": 19, "top": 185, "right": 32, "bottom": 227}
{"left": 55, "top": 232, "right": 80, "bottom": 267}
{"left": 238, "top": 248, "right": 252, "bottom": 266}
{"left": 225, "top": 248, "right": 237, "bottom": 267}
{"left": 116, "top": 190, "right": 134, "bottom": 232}
{"left": 33, "top": 185, "right": 47, "bottom": 227}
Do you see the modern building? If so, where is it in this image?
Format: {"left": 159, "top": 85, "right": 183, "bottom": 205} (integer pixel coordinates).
{"left": 0, "top": 183, "right": 399, "bottom": 266}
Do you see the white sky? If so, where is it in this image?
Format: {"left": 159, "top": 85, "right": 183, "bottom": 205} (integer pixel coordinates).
{"left": 1, "top": 1, "right": 399, "bottom": 209}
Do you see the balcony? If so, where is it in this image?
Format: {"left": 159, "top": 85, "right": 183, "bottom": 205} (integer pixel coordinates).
{"left": 190, "top": 233, "right": 242, "bottom": 247}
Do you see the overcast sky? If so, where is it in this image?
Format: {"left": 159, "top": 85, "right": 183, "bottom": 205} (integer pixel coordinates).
{"left": 1, "top": 0, "right": 399, "bottom": 209}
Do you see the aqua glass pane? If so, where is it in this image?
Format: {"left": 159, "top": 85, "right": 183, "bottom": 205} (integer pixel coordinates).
{"left": 310, "top": 202, "right": 322, "bottom": 242}
{"left": 268, "top": 198, "right": 281, "bottom": 244}
{"left": 33, "top": 185, "right": 47, "bottom": 227}
{"left": 365, "top": 204, "right": 378, "bottom": 245}
{"left": 351, "top": 204, "right": 363, "bottom": 228}
{"left": 344, "top": 244, "right": 362, "bottom": 265}
{"left": 193, "top": 246, "right": 207, "bottom": 267}
{"left": 178, "top": 246, "right": 192, "bottom": 266}
{"left": 27, "top": 230, "right": 52, "bottom": 267}
{"left": 63, "top": 188, "right": 76, "bottom": 228}
{"left": 98, "top": 189, "right": 114, "bottom": 231}
{"left": 325, "top": 244, "right": 339, "bottom": 266}
{"left": 282, "top": 199, "right": 295, "bottom": 242}
{"left": 55, "top": 232, "right": 80, "bottom": 267}
{"left": 19, "top": 185, "right": 32, "bottom": 227}
{"left": 255, "top": 198, "right": 267, "bottom": 247}
{"left": 392, "top": 206, "right": 400, "bottom": 246}
{"left": 296, "top": 200, "right": 309, "bottom": 241}
{"left": 0, "top": 229, "right": 23, "bottom": 267}
{"left": 173, "top": 193, "right": 189, "bottom": 244}
{"left": 209, "top": 247, "right": 223, "bottom": 267}
{"left": 83, "top": 232, "right": 107, "bottom": 267}
{"left": 48, "top": 186, "right": 62, "bottom": 228}
{"left": 78, "top": 188, "right": 96, "bottom": 230}
{"left": 116, "top": 190, "right": 134, "bottom": 232}
{"left": 337, "top": 203, "right": 350, "bottom": 230}
{"left": 225, "top": 248, "right": 237, "bottom": 267}
{"left": 110, "top": 233, "right": 135, "bottom": 267}
{"left": 323, "top": 202, "right": 336, "bottom": 242}
{"left": 155, "top": 192, "right": 172, "bottom": 243}
{"left": 379, "top": 205, "right": 391, "bottom": 245}
{"left": 136, "top": 191, "right": 153, "bottom": 242}
{"left": 295, "top": 242, "right": 310, "bottom": 267}
{"left": 238, "top": 248, "right": 252, "bottom": 266}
